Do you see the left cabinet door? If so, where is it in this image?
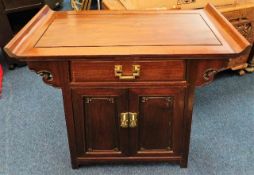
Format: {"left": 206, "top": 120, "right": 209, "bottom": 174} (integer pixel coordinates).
{"left": 72, "top": 88, "right": 129, "bottom": 157}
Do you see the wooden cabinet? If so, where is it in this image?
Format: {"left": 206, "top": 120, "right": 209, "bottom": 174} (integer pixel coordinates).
{"left": 4, "top": 5, "right": 250, "bottom": 168}
{"left": 72, "top": 87, "right": 185, "bottom": 159}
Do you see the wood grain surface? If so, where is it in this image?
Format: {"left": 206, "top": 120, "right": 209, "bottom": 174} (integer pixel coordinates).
{"left": 4, "top": 4, "right": 250, "bottom": 59}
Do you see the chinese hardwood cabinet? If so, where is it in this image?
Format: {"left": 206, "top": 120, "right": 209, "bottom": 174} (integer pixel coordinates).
{"left": 4, "top": 4, "right": 250, "bottom": 168}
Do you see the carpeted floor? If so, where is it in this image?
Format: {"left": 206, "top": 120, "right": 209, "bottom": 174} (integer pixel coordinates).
{"left": 0, "top": 50, "right": 254, "bottom": 175}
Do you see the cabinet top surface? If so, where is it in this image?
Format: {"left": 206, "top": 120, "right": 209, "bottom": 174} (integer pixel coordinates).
{"left": 5, "top": 4, "right": 250, "bottom": 59}
{"left": 36, "top": 13, "right": 220, "bottom": 47}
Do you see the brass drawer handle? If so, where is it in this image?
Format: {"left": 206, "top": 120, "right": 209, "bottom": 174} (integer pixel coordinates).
{"left": 120, "top": 112, "right": 138, "bottom": 128}
{"left": 120, "top": 112, "right": 129, "bottom": 128}
{"left": 115, "top": 65, "right": 140, "bottom": 80}
{"left": 129, "top": 112, "right": 138, "bottom": 128}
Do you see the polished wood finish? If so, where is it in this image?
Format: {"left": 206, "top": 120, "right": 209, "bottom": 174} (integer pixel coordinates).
{"left": 129, "top": 88, "right": 185, "bottom": 157}
{"left": 102, "top": 0, "right": 236, "bottom": 10}
{"left": 71, "top": 60, "right": 185, "bottom": 82}
{"left": 72, "top": 88, "right": 129, "bottom": 156}
{"left": 4, "top": 5, "right": 250, "bottom": 58}
{"left": 4, "top": 4, "right": 250, "bottom": 169}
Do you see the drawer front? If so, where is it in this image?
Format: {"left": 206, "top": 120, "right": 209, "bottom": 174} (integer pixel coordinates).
{"left": 71, "top": 60, "right": 186, "bottom": 82}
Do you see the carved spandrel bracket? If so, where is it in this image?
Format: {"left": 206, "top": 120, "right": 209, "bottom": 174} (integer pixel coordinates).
{"left": 194, "top": 59, "right": 229, "bottom": 87}
{"left": 203, "top": 69, "right": 218, "bottom": 81}
{"left": 37, "top": 70, "right": 54, "bottom": 82}
{"left": 32, "top": 69, "right": 58, "bottom": 88}
{"left": 27, "top": 61, "right": 64, "bottom": 88}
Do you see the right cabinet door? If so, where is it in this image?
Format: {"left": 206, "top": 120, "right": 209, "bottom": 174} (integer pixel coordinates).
{"left": 129, "top": 88, "right": 185, "bottom": 157}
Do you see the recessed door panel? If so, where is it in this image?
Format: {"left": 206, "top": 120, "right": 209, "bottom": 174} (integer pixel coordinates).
{"left": 139, "top": 96, "right": 173, "bottom": 151}
{"left": 129, "top": 88, "right": 185, "bottom": 156}
{"left": 72, "top": 88, "right": 128, "bottom": 157}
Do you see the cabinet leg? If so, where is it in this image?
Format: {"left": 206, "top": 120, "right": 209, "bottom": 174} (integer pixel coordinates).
{"left": 59, "top": 62, "right": 80, "bottom": 170}
{"left": 180, "top": 159, "right": 188, "bottom": 168}
{"left": 71, "top": 160, "right": 79, "bottom": 169}
{"left": 8, "top": 64, "right": 16, "bottom": 70}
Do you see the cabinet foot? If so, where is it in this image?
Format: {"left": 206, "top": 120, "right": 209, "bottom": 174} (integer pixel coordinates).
{"left": 8, "top": 64, "right": 15, "bottom": 70}
{"left": 180, "top": 159, "right": 188, "bottom": 168}
{"left": 8, "top": 63, "right": 27, "bottom": 70}
{"left": 71, "top": 162, "right": 79, "bottom": 169}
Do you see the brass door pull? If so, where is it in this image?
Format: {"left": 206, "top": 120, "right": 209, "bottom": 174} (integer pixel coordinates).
{"left": 120, "top": 112, "right": 138, "bottom": 128}
{"left": 120, "top": 112, "right": 129, "bottom": 128}
{"left": 115, "top": 65, "right": 140, "bottom": 80}
{"left": 129, "top": 112, "right": 138, "bottom": 128}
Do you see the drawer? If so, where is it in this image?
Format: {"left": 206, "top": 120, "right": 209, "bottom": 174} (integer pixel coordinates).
{"left": 71, "top": 60, "right": 186, "bottom": 82}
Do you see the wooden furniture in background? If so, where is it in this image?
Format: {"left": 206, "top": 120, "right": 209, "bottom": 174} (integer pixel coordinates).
{"left": 219, "top": 3, "right": 254, "bottom": 74}
{"left": 4, "top": 4, "right": 250, "bottom": 168}
{"left": 102, "top": 0, "right": 254, "bottom": 74}
{"left": 71, "top": 0, "right": 92, "bottom": 10}
{"left": 71, "top": 0, "right": 101, "bottom": 10}
{"left": 45, "top": 0, "right": 63, "bottom": 9}
{"left": 0, "top": 0, "right": 44, "bottom": 69}
{"left": 102, "top": 0, "right": 236, "bottom": 10}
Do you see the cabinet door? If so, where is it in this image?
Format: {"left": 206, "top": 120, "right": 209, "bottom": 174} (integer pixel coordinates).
{"left": 72, "top": 88, "right": 129, "bottom": 157}
{"left": 129, "top": 88, "right": 185, "bottom": 157}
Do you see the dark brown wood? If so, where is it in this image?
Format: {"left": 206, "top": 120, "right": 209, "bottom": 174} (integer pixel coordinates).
{"left": 179, "top": 60, "right": 196, "bottom": 168}
{"left": 129, "top": 88, "right": 185, "bottom": 157}
{"left": 0, "top": 0, "right": 44, "bottom": 69}
{"left": 72, "top": 88, "right": 129, "bottom": 157}
{"left": 4, "top": 4, "right": 250, "bottom": 169}
{"left": 71, "top": 60, "right": 185, "bottom": 82}
{"left": 194, "top": 59, "right": 229, "bottom": 87}
{"left": 28, "top": 61, "right": 63, "bottom": 88}
{"left": 59, "top": 62, "right": 80, "bottom": 169}
{"left": 246, "top": 38, "right": 254, "bottom": 72}
{"left": 0, "top": 1, "right": 12, "bottom": 47}
{"left": 2, "top": 0, "right": 43, "bottom": 12}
